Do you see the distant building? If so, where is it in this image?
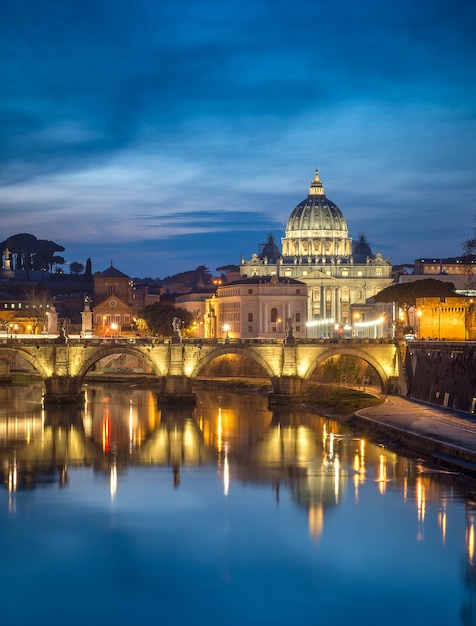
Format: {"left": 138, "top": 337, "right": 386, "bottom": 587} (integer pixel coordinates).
{"left": 92, "top": 264, "right": 159, "bottom": 335}
{"left": 240, "top": 170, "right": 393, "bottom": 336}
{"left": 406, "top": 257, "right": 476, "bottom": 292}
{"left": 174, "top": 288, "right": 216, "bottom": 338}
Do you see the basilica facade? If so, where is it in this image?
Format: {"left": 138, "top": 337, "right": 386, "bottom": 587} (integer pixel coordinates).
{"left": 240, "top": 170, "right": 393, "bottom": 337}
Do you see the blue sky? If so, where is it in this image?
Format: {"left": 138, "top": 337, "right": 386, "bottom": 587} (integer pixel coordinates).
{"left": 1, "top": 0, "right": 475, "bottom": 278}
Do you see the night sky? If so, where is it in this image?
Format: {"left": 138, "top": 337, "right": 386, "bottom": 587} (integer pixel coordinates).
{"left": 1, "top": 0, "right": 475, "bottom": 278}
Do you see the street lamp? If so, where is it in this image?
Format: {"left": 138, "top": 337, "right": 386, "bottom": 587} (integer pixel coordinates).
{"left": 223, "top": 324, "right": 230, "bottom": 341}
{"left": 111, "top": 323, "right": 118, "bottom": 338}
{"left": 353, "top": 312, "right": 360, "bottom": 337}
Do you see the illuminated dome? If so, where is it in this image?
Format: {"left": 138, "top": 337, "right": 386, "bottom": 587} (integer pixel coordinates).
{"left": 281, "top": 170, "right": 352, "bottom": 260}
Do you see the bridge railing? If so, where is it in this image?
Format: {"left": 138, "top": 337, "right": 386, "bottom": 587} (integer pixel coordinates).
{"left": 0, "top": 335, "right": 398, "bottom": 347}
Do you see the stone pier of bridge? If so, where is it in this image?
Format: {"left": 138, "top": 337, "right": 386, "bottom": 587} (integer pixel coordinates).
{"left": 0, "top": 336, "right": 403, "bottom": 405}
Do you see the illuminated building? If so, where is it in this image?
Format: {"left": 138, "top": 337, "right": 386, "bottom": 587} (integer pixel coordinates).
{"left": 415, "top": 295, "right": 476, "bottom": 341}
{"left": 93, "top": 263, "right": 159, "bottom": 336}
{"left": 240, "top": 170, "right": 393, "bottom": 337}
{"left": 209, "top": 274, "right": 308, "bottom": 339}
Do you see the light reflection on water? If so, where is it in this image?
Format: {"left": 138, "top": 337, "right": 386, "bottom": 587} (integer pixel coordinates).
{"left": 1, "top": 382, "right": 476, "bottom": 625}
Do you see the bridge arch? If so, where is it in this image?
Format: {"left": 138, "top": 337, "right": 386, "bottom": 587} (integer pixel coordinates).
{"left": 304, "top": 346, "right": 392, "bottom": 391}
{"left": 0, "top": 345, "right": 52, "bottom": 379}
{"left": 76, "top": 344, "right": 166, "bottom": 381}
{"left": 190, "top": 345, "right": 278, "bottom": 382}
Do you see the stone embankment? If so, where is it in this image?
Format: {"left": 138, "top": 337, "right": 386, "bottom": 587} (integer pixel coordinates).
{"left": 406, "top": 341, "right": 476, "bottom": 413}
{"left": 350, "top": 394, "right": 476, "bottom": 477}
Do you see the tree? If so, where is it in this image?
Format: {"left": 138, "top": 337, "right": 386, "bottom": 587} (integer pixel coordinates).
{"left": 1, "top": 233, "right": 65, "bottom": 272}
{"left": 33, "top": 238, "right": 66, "bottom": 271}
{"left": 23, "top": 286, "right": 51, "bottom": 334}
{"left": 69, "top": 261, "right": 84, "bottom": 275}
{"left": 84, "top": 258, "right": 92, "bottom": 278}
{"left": 461, "top": 216, "right": 476, "bottom": 290}
{"left": 137, "top": 302, "right": 194, "bottom": 337}
{"left": 374, "top": 279, "right": 455, "bottom": 328}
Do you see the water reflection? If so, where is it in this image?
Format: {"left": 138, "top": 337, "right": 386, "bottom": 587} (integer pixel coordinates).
{"left": 2, "top": 382, "right": 476, "bottom": 624}
{"left": 0, "top": 383, "right": 473, "bottom": 524}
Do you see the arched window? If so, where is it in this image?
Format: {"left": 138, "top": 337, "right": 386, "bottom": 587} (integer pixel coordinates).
{"left": 270, "top": 307, "right": 278, "bottom": 323}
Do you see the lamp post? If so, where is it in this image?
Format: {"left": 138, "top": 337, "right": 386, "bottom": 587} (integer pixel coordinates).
{"left": 353, "top": 312, "right": 360, "bottom": 338}
{"left": 223, "top": 323, "right": 230, "bottom": 342}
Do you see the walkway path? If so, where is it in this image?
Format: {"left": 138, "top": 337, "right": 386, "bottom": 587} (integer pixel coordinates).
{"left": 354, "top": 395, "right": 476, "bottom": 472}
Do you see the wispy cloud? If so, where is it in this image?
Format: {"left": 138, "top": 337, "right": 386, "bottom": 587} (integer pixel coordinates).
{"left": 1, "top": 0, "right": 475, "bottom": 275}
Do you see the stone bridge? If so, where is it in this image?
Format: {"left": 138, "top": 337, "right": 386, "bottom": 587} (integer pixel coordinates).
{"left": 0, "top": 336, "right": 403, "bottom": 404}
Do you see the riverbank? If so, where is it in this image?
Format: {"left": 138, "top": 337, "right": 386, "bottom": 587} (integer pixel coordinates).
{"left": 195, "top": 377, "right": 476, "bottom": 476}
{"left": 350, "top": 395, "right": 476, "bottom": 477}
{"left": 194, "top": 377, "right": 384, "bottom": 417}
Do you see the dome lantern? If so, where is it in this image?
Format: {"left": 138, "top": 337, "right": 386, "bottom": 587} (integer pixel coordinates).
{"left": 281, "top": 169, "right": 352, "bottom": 261}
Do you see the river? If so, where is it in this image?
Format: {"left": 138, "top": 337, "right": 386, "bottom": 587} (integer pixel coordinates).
{"left": 1, "top": 381, "right": 476, "bottom": 626}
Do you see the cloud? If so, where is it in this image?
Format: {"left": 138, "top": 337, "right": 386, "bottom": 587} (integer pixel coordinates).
{"left": 0, "top": 0, "right": 475, "bottom": 276}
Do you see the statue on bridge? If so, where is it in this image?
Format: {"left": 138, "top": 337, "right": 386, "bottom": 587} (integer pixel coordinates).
{"left": 172, "top": 317, "right": 182, "bottom": 343}
{"left": 284, "top": 316, "right": 295, "bottom": 345}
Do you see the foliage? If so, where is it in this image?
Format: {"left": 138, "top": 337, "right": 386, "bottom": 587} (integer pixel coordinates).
{"left": 137, "top": 302, "right": 194, "bottom": 337}
{"left": 374, "top": 279, "right": 455, "bottom": 326}
{"left": 23, "top": 286, "right": 51, "bottom": 334}
{"left": 1, "top": 233, "right": 65, "bottom": 272}
{"left": 307, "top": 384, "right": 384, "bottom": 416}
{"left": 317, "top": 355, "right": 364, "bottom": 386}
{"left": 461, "top": 217, "right": 476, "bottom": 290}
{"left": 69, "top": 261, "right": 84, "bottom": 274}
{"left": 84, "top": 258, "right": 92, "bottom": 277}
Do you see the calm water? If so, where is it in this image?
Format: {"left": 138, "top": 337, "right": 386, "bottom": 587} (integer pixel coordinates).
{"left": 1, "top": 382, "right": 476, "bottom": 626}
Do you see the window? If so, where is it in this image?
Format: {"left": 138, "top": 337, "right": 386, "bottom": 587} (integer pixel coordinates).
{"left": 248, "top": 289, "right": 253, "bottom": 294}
{"left": 296, "top": 289, "right": 301, "bottom": 294}
{"left": 248, "top": 312, "right": 253, "bottom": 322}
{"left": 115, "top": 314, "right": 121, "bottom": 324}
{"left": 270, "top": 307, "right": 278, "bottom": 323}
{"left": 296, "top": 326, "right": 300, "bottom": 332}
{"left": 295, "top": 313, "right": 301, "bottom": 322}
{"left": 248, "top": 326, "right": 253, "bottom": 332}
{"left": 124, "top": 315, "right": 130, "bottom": 324}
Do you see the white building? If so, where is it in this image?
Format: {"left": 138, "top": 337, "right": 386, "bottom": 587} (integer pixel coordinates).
{"left": 210, "top": 275, "right": 308, "bottom": 340}
{"left": 240, "top": 170, "right": 394, "bottom": 337}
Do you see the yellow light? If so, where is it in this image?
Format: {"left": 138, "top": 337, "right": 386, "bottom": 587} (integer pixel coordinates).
{"left": 468, "top": 518, "right": 475, "bottom": 566}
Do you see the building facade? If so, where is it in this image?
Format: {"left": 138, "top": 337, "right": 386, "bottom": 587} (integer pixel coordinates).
{"left": 207, "top": 275, "right": 308, "bottom": 340}
{"left": 92, "top": 263, "right": 161, "bottom": 335}
{"left": 240, "top": 170, "right": 394, "bottom": 337}
{"left": 416, "top": 296, "right": 476, "bottom": 341}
